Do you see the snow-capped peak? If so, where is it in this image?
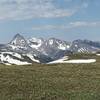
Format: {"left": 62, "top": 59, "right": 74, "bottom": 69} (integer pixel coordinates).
{"left": 49, "top": 39, "right": 54, "bottom": 45}
{"left": 47, "top": 38, "right": 70, "bottom": 50}
{"left": 9, "top": 33, "right": 27, "bottom": 47}
{"left": 27, "top": 37, "right": 44, "bottom": 49}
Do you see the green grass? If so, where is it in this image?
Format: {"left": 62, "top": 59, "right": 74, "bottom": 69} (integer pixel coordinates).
{"left": 0, "top": 55, "right": 100, "bottom": 100}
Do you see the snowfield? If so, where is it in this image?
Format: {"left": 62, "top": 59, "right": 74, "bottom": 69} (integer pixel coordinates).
{"left": 48, "top": 58, "right": 96, "bottom": 64}
{"left": 28, "top": 37, "right": 43, "bottom": 49}
{"left": 96, "top": 54, "right": 100, "bottom": 56}
{"left": 1, "top": 52, "right": 22, "bottom": 59}
{"left": 0, "top": 51, "right": 97, "bottom": 65}
{"left": 0, "top": 54, "right": 31, "bottom": 65}
{"left": 0, "top": 52, "right": 41, "bottom": 65}
{"left": 48, "top": 56, "right": 69, "bottom": 64}
{"left": 26, "top": 54, "right": 40, "bottom": 63}
{"left": 64, "top": 59, "right": 96, "bottom": 64}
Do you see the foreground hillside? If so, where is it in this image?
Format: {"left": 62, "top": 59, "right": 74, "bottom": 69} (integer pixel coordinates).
{"left": 0, "top": 56, "right": 100, "bottom": 100}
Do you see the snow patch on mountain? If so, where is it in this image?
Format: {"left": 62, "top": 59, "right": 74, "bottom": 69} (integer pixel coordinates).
{"left": 49, "top": 40, "right": 53, "bottom": 45}
{"left": 58, "top": 44, "right": 66, "bottom": 50}
{"left": 78, "top": 48, "right": 89, "bottom": 53}
{"left": 0, "top": 53, "right": 31, "bottom": 65}
{"left": 27, "top": 37, "right": 43, "bottom": 49}
{"left": 96, "top": 54, "right": 100, "bottom": 56}
{"left": 26, "top": 54, "right": 40, "bottom": 63}
{"left": 1, "top": 52, "right": 22, "bottom": 59}
{"left": 48, "top": 56, "right": 68, "bottom": 64}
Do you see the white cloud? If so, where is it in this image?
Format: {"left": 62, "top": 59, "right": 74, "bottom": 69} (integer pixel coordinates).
{"left": 69, "top": 21, "right": 100, "bottom": 28}
{"left": 0, "top": 0, "right": 82, "bottom": 20}
{"left": 32, "top": 25, "right": 66, "bottom": 30}
{"left": 32, "top": 21, "right": 100, "bottom": 30}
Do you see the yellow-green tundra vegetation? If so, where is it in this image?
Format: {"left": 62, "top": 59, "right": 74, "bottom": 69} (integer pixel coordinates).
{"left": 0, "top": 54, "right": 100, "bottom": 100}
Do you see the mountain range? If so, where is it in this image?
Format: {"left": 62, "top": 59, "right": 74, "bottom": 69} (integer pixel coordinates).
{"left": 0, "top": 34, "right": 100, "bottom": 65}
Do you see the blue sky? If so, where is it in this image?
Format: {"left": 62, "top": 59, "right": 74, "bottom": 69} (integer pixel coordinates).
{"left": 0, "top": 0, "right": 100, "bottom": 43}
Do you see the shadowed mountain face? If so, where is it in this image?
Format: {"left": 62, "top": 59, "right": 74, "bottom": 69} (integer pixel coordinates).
{"left": 0, "top": 34, "right": 100, "bottom": 65}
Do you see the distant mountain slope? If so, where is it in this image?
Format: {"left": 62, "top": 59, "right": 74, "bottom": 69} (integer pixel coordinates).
{"left": 70, "top": 39, "right": 100, "bottom": 53}
{"left": 0, "top": 34, "right": 100, "bottom": 65}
